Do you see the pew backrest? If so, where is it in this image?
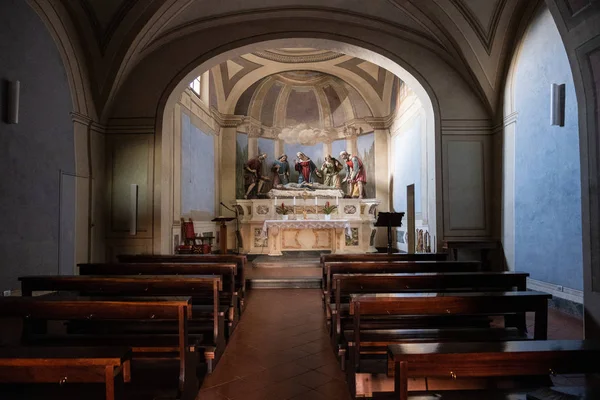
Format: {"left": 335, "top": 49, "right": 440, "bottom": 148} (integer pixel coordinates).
{"left": 77, "top": 263, "right": 235, "bottom": 307}
{"left": 117, "top": 254, "right": 247, "bottom": 296}
{"left": 324, "top": 261, "right": 481, "bottom": 301}
{"left": 18, "top": 276, "right": 221, "bottom": 341}
{"left": 0, "top": 295, "right": 192, "bottom": 320}
{"left": 332, "top": 272, "right": 529, "bottom": 336}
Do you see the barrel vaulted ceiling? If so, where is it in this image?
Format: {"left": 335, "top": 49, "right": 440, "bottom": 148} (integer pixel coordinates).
{"left": 47, "top": 0, "right": 539, "bottom": 118}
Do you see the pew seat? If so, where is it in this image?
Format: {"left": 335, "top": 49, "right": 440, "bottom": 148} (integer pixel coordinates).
{"left": 387, "top": 340, "right": 600, "bottom": 400}
{"left": 0, "top": 346, "right": 132, "bottom": 400}
{"left": 26, "top": 334, "right": 204, "bottom": 355}
{"left": 344, "top": 327, "right": 525, "bottom": 350}
{"left": 365, "top": 387, "right": 592, "bottom": 399}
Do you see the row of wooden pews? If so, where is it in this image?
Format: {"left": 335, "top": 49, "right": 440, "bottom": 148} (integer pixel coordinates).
{"left": 320, "top": 252, "right": 600, "bottom": 399}
{"left": 0, "top": 253, "right": 248, "bottom": 400}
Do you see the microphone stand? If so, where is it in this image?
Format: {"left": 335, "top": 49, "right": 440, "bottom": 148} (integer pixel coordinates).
{"left": 220, "top": 202, "right": 240, "bottom": 254}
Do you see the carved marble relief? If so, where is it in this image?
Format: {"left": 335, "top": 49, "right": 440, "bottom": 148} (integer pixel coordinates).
{"left": 254, "top": 228, "right": 268, "bottom": 247}
{"left": 345, "top": 228, "right": 359, "bottom": 246}
{"left": 344, "top": 205, "right": 357, "bottom": 214}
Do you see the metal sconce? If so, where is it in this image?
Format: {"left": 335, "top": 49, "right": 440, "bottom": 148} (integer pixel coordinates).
{"left": 551, "top": 83, "right": 565, "bottom": 127}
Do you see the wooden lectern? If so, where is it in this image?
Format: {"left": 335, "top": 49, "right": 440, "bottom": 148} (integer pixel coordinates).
{"left": 212, "top": 216, "right": 235, "bottom": 254}
{"left": 374, "top": 212, "right": 405, "bottom": 254}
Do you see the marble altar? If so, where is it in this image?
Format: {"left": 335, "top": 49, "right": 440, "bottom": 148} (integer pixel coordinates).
{"left": 234, "top": 198, "right": 380, "bottom": 255}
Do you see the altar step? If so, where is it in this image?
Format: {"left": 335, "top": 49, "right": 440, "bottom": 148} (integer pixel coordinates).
{"left": 247, "top": 255, "right": 322, "bottom": 289}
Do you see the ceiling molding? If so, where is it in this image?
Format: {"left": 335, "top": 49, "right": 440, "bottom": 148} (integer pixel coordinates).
{"left": 335, "top": 58, "right": 387, "bottom": 100}
{"left": 219, "top": 56, "right": 263, "bottom": 99}
{"left": 79, "top": 0, "right": 139, "bottom": 53}
{"left": 252, "top": 49, "right": 344, "bottom": 63}
{"left": 448, "top": 0, "right": 508, "bottom": 54}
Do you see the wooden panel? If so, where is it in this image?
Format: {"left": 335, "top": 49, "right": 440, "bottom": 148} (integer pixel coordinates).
{"left": 107, "top": 135, "right": 154, "bottom": 237}
{"left": 443, "top": 135, "right": 491, "bottom": 236}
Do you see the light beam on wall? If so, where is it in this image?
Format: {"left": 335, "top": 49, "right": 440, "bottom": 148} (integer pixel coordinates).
{"left": 551, "top": 83, "right": 565, "bottom": 127}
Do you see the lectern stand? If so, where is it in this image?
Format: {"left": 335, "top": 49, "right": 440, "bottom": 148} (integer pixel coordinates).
{"left": 212, "top": 216, "right": 235, "bottom": 254}
{"left": 374, "top": 212, "right": 405, "bottom": 254}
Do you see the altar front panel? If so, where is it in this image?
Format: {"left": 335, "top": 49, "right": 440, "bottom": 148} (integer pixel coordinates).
{"left": 281, "top": 228, "right": 332, "bottom": 251}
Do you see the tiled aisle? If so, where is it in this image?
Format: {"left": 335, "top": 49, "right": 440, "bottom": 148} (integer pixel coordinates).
{"left": 198, "top": 289, "right": 351, "bottom": 400}
{"left": 197, "top": 289, "right": 583, "bottom": 400}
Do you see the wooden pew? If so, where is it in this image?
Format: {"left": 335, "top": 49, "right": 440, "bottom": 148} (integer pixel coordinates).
{"left": 348, "top": 291, "right": 551, "bottom": 374}
{"left": 77, "top": 263, "right": 239, "bottom": 336}
{"left": 0, "top": 296, "right": 195, "bottom": 399}
{"left": 18, "top": 275, "right": 225, "bottom": 373}
{"left": 321, "top": 252, "right": 449, "bottom": 267}
{"left": 0, "top": 346, "right": 132, "bottom": 400}
{"left": 388, "top": 340, "right": 600, "bottom": 400}
{"left": 323, "top": 261, "right": 481, "bottom": 313}
{"left": 330, "top": 272, "right": 529, "bottom": 351}
{"left": 321, "top": 253, "right": 449, "bottom": 283}
{"left": 117, "top": 254, "right": 248, "bottom": 310}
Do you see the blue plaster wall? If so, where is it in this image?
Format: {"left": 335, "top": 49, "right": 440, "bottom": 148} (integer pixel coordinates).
{"left": 0, "top": 0, "right": 75, "bottom": 290}
{"left": 181, "top": 114, "right": 215, "bottom": 217}
{"left": 392, "top": 113, "right": 422, "bottom": 213}
{"left": 512, "top": 6, "right": 582, "bottom": 290}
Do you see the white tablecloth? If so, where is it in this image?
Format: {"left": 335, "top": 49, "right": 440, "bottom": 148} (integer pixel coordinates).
{"left": 260, "top": 219, "right": 352, "bottom": 238}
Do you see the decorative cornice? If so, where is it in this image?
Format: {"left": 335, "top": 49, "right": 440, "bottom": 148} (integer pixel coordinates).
{"left": 213, "top": 111, "right": 245, "bottom": 128}
{"left": 71, "top": 112, "right": 93, "bottom": 126}
{"left": 252, "top": 50, "right": 344, "bottom": 64}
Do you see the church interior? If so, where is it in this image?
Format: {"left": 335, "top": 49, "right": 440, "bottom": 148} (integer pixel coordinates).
{"left": 0, "top": 0, "right": 599, "bottom": 399}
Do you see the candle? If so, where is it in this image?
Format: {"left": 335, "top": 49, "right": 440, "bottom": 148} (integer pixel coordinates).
{"left": 274, "top": 196, "right": 277, "bottom": 209}
{"left": 315, "top": 196, "right": 318, "bottom": 206}
{"left": 336, "top": 196, "right": 339, "bottom": 206}
{"left": 293, "top": 197, "right": 296, "bottom": 206}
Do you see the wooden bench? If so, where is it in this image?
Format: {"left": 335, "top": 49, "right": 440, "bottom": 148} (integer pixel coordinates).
{"left": 117, "top": 254, "right": 247, "bottom": 308}
{"left": 0, "top": 295, "right": 196, "bottom": 399}
{"left": 18, "top": 275, "right": 225, "bottom": 373}
{"left": 323, "top": 261, "right": 481, "bottom": 314}
{"left": 330, "top": 272, "right": 529, "bottom": 349}
{"left": 0, "top": 346, "right": 132, "bottom": 400}
{"left": 321, "top": 253, "right": 449, "bottom": 287}
{"left": 321, "top": 252, "right": 449, "bottom": 267}
{"left": 348, "top": 291, "right": 551, "bottom": 374}
{"left": 388, "top": 340, "right": 600, "bottom": 400}
{"left": 77, "top": 263, "right": 239, "bottom": 337}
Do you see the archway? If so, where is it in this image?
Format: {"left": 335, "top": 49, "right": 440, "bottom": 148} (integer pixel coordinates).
{"left": 158, "top": 39, "right": 441, "bottom": 255}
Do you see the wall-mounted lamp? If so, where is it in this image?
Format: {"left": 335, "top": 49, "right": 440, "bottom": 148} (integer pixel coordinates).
{"left": 5, "top": 80, "right": 20, "bottom": 124}
{"left": 129, "top": 184, "right": 138, "bottom": 236}
{"left": 551, "top": 83, "right": 565, "bottom": 127}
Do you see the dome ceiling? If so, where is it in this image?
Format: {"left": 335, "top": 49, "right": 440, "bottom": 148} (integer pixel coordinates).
{"left": 234, "top": 71, "right": 374, "bottom": 130}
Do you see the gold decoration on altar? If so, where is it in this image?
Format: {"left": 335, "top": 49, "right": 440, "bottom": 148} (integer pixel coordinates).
{"left": 301, "top": 190, "right": 309, "bottom": 220}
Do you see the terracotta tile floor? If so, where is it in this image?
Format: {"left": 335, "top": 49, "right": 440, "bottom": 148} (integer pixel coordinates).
{"left": 197, "top": 289, "right": 584, "bottom": 400}
{"left": 198, "top": 289, "right": 350, "bottom": 400}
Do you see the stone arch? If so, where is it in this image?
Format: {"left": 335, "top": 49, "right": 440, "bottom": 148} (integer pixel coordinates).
{"left": 107, "top": 22, "right": 490, "bottom": 254}
{"left": 27, "top": 0, "right": 97, "bottom": 119}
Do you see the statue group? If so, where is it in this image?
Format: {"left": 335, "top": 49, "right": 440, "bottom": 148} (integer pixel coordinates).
{"left": 243, "top": 150, "right": 367, "bottom": 199}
